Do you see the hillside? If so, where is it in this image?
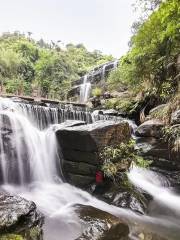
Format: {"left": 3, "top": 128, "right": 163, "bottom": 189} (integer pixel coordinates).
{"left": 0, "top": 32, "right": 113, "bottom": 100}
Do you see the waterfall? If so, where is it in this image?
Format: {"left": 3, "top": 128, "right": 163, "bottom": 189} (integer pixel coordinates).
{"left": 113, "top": 59, "right": 118, "bottom": 68}
{"left": 0, "top": 97, "right": 92, "bottom": 129}
{"left": 78, "top": 60, "right": 119, "bottom": 102}
{"left": 0, "top": 110, "right": 61, "bottom": 185}
{"left": 101, "top": 64, "right": 107, "bottom": 80}
{"left": 0, "top": 97, "right": 180, "bottom": 240}
{"left": 80, "top": 75, "right": 91, "bottom": 103}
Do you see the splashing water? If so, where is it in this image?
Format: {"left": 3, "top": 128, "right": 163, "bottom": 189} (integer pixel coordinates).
{"left": 0, "top": 98, "right": 180, "bottom": 239}
{"left": 128, "top": 167, "right": 180, "bottom": 215}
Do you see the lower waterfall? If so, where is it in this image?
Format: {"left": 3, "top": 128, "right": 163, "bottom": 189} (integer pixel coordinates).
{"left": 0, "top": 98, "right": 180, "bottom": 240}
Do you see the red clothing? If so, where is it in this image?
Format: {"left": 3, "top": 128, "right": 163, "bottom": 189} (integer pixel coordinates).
{"left": 96, "top": 171, "right": 103, "bottom": 183}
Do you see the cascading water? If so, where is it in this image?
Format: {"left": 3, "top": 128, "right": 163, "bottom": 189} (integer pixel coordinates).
{"left": 79, "top": 60, "right": 119, "bottom": 103}
{"left": 0, "top": 110, "right": 60, "bottom": 185}
{"left": 80, "top": 75, "right": 91, "bottom": 103}
{"left": 0, "top": 97, "right": 92, "bottom": 129}
{"left": 0, "top": 97, "right": 180, "bottom": 240}
{"left": 101, "top": 63, "right": 107, "bottom": 80}
{"left": 113, "top": 59, "right": 119, "bottom": 68}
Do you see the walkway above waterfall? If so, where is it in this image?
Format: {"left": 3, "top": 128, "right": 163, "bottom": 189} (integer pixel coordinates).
{"left": 0, "top": 94, "right": 87, "bottom": 107}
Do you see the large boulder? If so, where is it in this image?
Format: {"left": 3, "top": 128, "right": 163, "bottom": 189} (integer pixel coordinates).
{"left": 135, "top": 137, "right": 180, "bottom": 170}
{"left": 75, "top": 205, "right": 129, "bottom": 240}
{"left": 0, "top": 192, "right": 43, "bottom": 240}
{"left": 56, "top": 120, "right": 131, "bottom": 187}
{"left": 149, "top": 104, "right": 168, "bottom": 116}
{"left": 56, "top": 120, "right": 131, "bottom": 152}
{"left": 135, "top": 119, "right": 164, "bottom": 138}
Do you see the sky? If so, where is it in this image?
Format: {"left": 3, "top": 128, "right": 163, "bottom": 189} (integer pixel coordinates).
{"left": 0, "top": 0, "right": 139, "bottom": 58}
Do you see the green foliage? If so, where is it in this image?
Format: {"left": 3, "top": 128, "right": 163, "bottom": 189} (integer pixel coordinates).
{"left": 0, "top": 32, "right": 113, "bottom": 99}
{"left": 105, "top": 98, "right": 136, "bottom": 113}
{"left": 92, "top": 87, "right": 102, "bottom": 97}
{"left": 108, "top": 0, "right": 180, "bottom": 101}
{"left": 100, "top": 139, "right": 151, "bottom": 179}
{"left": 0, "top": 234, "right": 23, "bottom": 240}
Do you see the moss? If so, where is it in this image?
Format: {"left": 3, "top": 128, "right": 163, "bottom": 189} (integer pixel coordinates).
{"left": 20, "top": 226, "right": 42, "bottom": 240}
{"left": 105, "top": 98, "right": 136, "bottom": 113}
{"left": 29, "top": 227, "right": 41, "bottom": 240}
{"left": 0, "top": 234, "right": 23, "bottom": 240}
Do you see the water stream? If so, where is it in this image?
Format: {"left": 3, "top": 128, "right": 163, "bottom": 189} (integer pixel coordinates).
{"left": 80, "top": 75, "right": 91, "bottom": 103}
{"left": 0, "top": 98, "right": 179, "bottom": 240}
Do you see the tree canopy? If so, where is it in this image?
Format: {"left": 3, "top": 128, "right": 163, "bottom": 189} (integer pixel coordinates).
{"left": 108, "top": 0, "right": 180, "bottom": 101}
{"left": 0, "top": 32, "right": 113, "bottom": 99}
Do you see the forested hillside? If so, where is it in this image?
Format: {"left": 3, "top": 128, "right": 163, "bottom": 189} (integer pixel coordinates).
{"left": 0, "top": 32, "right": 113, "bottom": 99}
{"left": 108, "top": 0, "right": 179, "bottom": 102}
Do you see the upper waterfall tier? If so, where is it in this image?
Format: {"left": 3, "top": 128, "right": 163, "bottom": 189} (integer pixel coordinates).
{"left": 0, "top": 97, "right": 93, "bottom": 129}
{"left": 67, "top": 60, "right": 119, "bottom": 101}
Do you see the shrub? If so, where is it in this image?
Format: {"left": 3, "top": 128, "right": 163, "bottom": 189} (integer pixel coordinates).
{"left": 100, "top": 139, "right": 151, "bottom": 180}
{"left": 92, "top": 87, "right": 102, "bottom": 97}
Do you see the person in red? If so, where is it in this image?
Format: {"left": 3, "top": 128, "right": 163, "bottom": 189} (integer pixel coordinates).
{"left": 96, "top": 170, "right": 103, "bottom": 184}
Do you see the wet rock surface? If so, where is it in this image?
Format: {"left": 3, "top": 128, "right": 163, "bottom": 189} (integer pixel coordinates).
{"left": 75, "top": 204, "right": 129, "bottom": 240}
{"left": 0, "top": 192, "right": 43, "bottom": 239}
{"left": 93, "top": 182, "right": 148, "bottom": 215}
{"left": 103, "top": 190, "right": 147, "bottom": 215}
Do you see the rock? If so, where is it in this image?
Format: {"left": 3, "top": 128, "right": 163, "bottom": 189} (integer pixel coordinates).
{"left": 98, "top": 184, "right": 147, "bottom": 215}
{"left": 68, "top": 60, "right": 119, "bottom": 99}
{"left": 131, "top": 226, "right": 168, "bottom": 240}
{"left": 135, "top": 119, "right": 164, "bottom": 138}
{"left": 62, "top": 149, "right": 98, "bottom": 165}
{"left": 0, "top": 192, "right": 43, "bottom": 239}
{"left": 63, "top": 160, "right": 97, "bottom": 176}
{"left": 56, "top": 120, "right": 131, "bottom": 187}
{"left": 171, "top": 110, "right": 180, "bottom": 125}
{"left": 75, "top": 205, "right": 129, "bottom": 240}
{"left": 91, "top": 97, "right": 101, "bottom": 108}
{"left": 102, "top": 109, "right": 120, "bottom": 116}
{"left": 67, "top": 86, "right": 80, "bottom": 99}
{"left": 136, "top": 137, "right": 180, "bottom": 169}
{"left": 110, "top": 90, "right": 129, "bottom": 98}
{"left": 56, "top": 120, "right": 131, "bottom": 152}
{"left": 67, "top": 174, "right": 95, "bottom": 187}
{"left": 136, "top": 137, "right": 169, "bottom": 159}
{"left": 58, "top": 120, "right": 86, "bottom": 128}
{"left": 108, "top": 191, "right": 146, "bottom": 215}
{"left": 149, "top": 104, "right": 168, "bottom": 116}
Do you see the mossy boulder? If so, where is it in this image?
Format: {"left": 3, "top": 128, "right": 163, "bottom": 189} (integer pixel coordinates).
{"left": 0, "top": 192, "right": 44, "bottom": 240}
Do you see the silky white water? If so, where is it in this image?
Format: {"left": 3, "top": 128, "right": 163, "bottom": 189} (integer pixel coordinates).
{"left": 80, "top": 75, "right": 91, "bottom": 103}
{"left": 0, "top": 98, "right": 180, "bottom": 239}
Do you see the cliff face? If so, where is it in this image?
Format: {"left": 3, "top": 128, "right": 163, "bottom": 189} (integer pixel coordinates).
{"left": 67, "top": 60, "right": 119, "bottom": 101}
